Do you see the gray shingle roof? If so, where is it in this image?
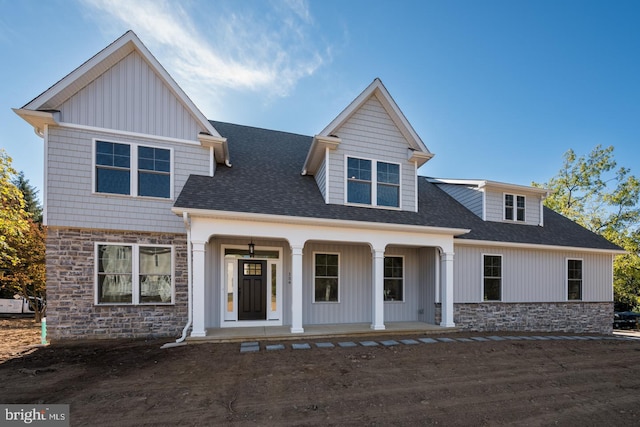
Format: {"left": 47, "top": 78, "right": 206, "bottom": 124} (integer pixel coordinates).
{"left": 174, "top": 121, "right": 621, "bottom": 251}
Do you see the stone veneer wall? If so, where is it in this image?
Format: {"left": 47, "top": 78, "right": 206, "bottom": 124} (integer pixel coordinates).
{"left": 46, "top": 227, "right": 188, "bottom": 340}
{"left": 435, "top": 302, "right": 613, "bottom": 334}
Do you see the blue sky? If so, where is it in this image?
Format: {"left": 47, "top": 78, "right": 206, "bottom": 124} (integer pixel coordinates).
{"left": 1, "top": 0, "right": 639, "bottom": 199}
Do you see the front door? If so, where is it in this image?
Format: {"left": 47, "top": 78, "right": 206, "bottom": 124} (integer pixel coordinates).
{"left": 238, "top": 260, "right": 267, "bottom": 320}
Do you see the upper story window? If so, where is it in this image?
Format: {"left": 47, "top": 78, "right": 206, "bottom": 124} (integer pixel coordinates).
{"left": 347, "top": 156, "right": 400, "bottom": 208}
{"left": 504, "top": 194, "right": 525, "bottom": 222}
{"left": 95, "top": 140, "right": 171, "bottom": 199}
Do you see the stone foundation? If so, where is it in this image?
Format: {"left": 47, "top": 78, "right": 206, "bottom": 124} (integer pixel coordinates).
{"left": 46, "top": 227, "right": 188, "bottom": 340}
{"left": 435, "top": 302, "right": 613, "bottom": 334}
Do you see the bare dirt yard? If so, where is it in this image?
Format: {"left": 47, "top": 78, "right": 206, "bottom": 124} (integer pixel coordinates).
{"left": 1, "top": 318, "right": 640, "bottom": 426}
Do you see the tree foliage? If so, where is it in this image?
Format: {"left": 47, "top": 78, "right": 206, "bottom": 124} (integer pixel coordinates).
{"left": 0, "top": 149, "right": 46, "bottom": 322}
{"left": 534, "top": 145, "right": 640, "bottom": 311}
{"left": 13, "top": 171, "right": 42, "bottom": 224}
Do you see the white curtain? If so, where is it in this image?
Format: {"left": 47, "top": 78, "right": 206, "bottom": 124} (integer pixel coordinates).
{"left": 100, "top": 245, "right": 133, "bottom": 301}
{"left": 140, "top": 247, "right": 172, "bottom": 302}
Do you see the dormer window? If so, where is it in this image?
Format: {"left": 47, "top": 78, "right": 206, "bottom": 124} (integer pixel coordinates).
{"left": 504, "top": 194, "right": 525, "bottom": 222}
{"left": 346, "top": 156, "right": 400, "bottom": 208}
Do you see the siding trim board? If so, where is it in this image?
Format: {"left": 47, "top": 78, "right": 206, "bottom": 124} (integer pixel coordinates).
{"left": 61, "top": 121, "right": 201, "bottom": 146}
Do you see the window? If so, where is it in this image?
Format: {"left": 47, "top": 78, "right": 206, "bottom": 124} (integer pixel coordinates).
{"left": 377, "top": 162, "right": 400, "bottom": 207}
{"left": 347, "top": 158, "right": 372, "bottom": 204}
{"left": 347, "top": 157, "right": 400, "bottom": 208}
{"left": 483, "top": 255, "right": 502, "bottom": 301}
{"left": 567, "top": 259, "right": 582, "bottom": 300}
{"left": 95, "top": 140, "right": 171, "bottom": 198}
{"left": 505, "top": 194, "right": 525, "bottom": 221}
{"left": 138, "top": 146, "right": 171, "bottom": 198}
{"left": 314, "top": 253, "right": 339, "bottom": 302}
{"left": 96, "top": 141, "right": 131, "bottom": 195}
{"left": 384, "top": 256, "right": 403, "bottom": 301}
{"left": 97, "top": 244, "right": 173, "bottom": 304}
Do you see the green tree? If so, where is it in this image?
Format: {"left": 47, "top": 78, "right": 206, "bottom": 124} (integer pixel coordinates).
{"left": 0, "top": 150, "right": 46, "bottom": 321}
{"left": 13, "top": 171, "right": 42, "bottom": 224}
{"left": 533, "top": 145, "right": 640, "bottom": 312}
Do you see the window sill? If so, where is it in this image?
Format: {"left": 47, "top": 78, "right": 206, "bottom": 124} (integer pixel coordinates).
{"left": 95, "top": 303, "right": 175, "bottom": 306}
{"left": 312, "top": 301, "right": 340, "bottom": 304}
{"left": 92, "top": 192, "right": 174, "bottom": 202}
{"left": 384, "top": 300, "right": 405, "bottom": 304}
{"left": 344, "top": 202, "right": 402, "bottom": 211}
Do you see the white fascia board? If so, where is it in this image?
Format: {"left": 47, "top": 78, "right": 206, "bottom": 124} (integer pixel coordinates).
{"left": 199, "top": 134, "right": 231, "bottom": 167}
{"left": 454, "top": 238, "right": 626, "bottom": 255}
{"left": 427, "top": 177, "right": 550, "bottom": 196}
{"left": 12, "top": 109, "right": 59, "bottom": 136}
{"left": 172, "top": 207, "right": 470, "bottom": 237}
{"left": 302, "top": 135, "right": 341, "bottom": 175}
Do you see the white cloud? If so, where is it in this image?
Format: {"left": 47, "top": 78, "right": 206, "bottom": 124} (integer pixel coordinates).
{"left": 79, "top": 0, "right": 327, "bottom": 108}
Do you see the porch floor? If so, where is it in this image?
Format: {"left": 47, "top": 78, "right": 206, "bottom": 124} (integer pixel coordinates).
{"left": 187, "top": 322, "right": 458, "bottom": 343}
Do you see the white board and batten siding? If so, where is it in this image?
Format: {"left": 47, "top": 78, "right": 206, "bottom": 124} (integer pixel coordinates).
{"left": 57, "top": 51, "right": 204, "bottom": 141}
{"left": 326, "top": 96, "right": 417, "bottom": 212}
{"left": 46, "top": 126, "right": 209, "bottom": 233}
{"left": 453, "top": 244, "right": 613, "bottom": 303}
{"left": 484, "top": 190, "right": 543, "bottom": 226}
{"left": 436, "top": 184, "right": 483, "bottom": 218}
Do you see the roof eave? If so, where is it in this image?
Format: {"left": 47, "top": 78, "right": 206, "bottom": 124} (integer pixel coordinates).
{"left": 302, "top": 135, "right": 341, "bottom": 175}
{"left": 172, "top": 206, "right": 471, "bottom": 237}
{"left": 455, "top": 238, "right": 626, "bottom": 254}
{"left": 12, "top": 108, "right": 60, "bottom": 137}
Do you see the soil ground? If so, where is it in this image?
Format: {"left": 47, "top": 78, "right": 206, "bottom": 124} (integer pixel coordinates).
{"left": 1, "top": 318, "right": 640, "bottom": 426}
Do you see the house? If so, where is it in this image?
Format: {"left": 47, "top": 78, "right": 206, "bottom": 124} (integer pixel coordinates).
{"left": 14, "top": 31, "right": 623, "bottom": 340}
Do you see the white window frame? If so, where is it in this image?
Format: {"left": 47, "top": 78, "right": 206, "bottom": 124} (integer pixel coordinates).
{"left": 566, "top": 258, "right": 583, "bottom": 301}
{"left": 313, "top": 251, "right": 341, "bottom": 303}
{"left": 503, "top": 193, "right": 526, "bottom": 222}
{"left": 482, "top": 253, "right": 503, "bottom": 302}
{"left": 384, "top": 255, "right": 405, "bottom": 303}
{"left": 344, "top": 155, "right": 402, "bottom": 209}
{"left": 94, "top": 242, "right": 175, "bottom": 305}
{"left": 92, "top": 138, "right": 174, "bottom": 200}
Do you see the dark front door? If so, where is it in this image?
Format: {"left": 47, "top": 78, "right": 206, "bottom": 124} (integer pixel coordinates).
{"left": 238, "top": 260, "right": 267, "bottom": 320}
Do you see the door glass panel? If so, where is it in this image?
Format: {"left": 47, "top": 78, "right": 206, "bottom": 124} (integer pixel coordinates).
{"left": 271, "top": 264, "right": 277, "bottom": 312}
{"left": 243, "top": 263, "right": 262, "bottom": 276}
{"left": 226, "top": 262, "right": 234, "bottom": 313}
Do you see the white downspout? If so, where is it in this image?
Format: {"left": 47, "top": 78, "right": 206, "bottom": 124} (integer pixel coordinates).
{"left": 162, "top": 212, "right": 193, "bottom": 348}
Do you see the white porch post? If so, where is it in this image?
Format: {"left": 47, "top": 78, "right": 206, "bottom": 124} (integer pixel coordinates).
{"left": 440, "top": 251, "right": 455, "bottom": 327}
{"left": 190, "top": 241, "right": 207, "bottom": 337}
{"left": 371, "top": 248, "right": 386, "bottom": 330}
{"left": 290, "top": 245, "right": 304, "bottom": 333}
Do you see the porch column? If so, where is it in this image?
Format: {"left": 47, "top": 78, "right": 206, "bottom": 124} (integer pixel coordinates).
{"left": 191, "top": 241, "right": 207, "bottom": 337}
{"left": 371, "top": 248, "right": 386, "bottom": 330}
{"left": 290, "top": 245, "right": 304, "bottom": 333}
{"left": 440, "top": 251, "right": 455, "bottom": 327}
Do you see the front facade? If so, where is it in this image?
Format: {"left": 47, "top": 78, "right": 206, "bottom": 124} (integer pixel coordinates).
{"left": 15, "top": 32, "right": 622, "bottom": 340}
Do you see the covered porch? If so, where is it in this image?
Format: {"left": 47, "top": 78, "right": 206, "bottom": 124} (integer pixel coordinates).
{"left": 185, "top": 211, "right": 468, "bottom": 338}
{"left": 189, "top": 321, "right": 459, "bottom": 343}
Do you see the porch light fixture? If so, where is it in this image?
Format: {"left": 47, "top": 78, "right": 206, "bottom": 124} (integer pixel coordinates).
{"left": 248, "top": 240, "right": 255, "bottom": 258}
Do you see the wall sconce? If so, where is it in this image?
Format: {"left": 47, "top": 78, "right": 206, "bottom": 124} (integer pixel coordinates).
{"left": 248, "top": 239, "right": 255, "bottom": 258}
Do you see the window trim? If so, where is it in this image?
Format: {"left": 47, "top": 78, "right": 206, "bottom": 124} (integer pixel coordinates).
{"left": 94, "top": 242, "right": 175, "bottom": 305}
{"left": 313, "top": 251, "right": 340, "bottom": 303}
{"left": 566, "top": 258, "right": 583, "bottom": 301}
{"left": 344, "top": 155, "right": 402, "bottom": 209}
{"left": 503, "top": 193, "right": 526, "bottom": 222}
{"left": 482, "top": 253, "right": 503, "bottom": 302}
{"left": 92, "top": 138, "right": 174, "bottom": 200}
{"left": 384, "top": 255, "right": 405, "bottom": 303}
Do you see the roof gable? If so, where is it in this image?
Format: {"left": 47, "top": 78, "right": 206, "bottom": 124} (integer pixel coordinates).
{"left": 19, "top": 31, "right": 220, "bottom": 139}
{"left": 320, "top": 78, "right": 431, "bottom": 155}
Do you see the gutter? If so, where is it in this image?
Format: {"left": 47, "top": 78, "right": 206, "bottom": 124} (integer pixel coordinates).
{"left": 161, "top": 212, "right": 193, "bottom": 348}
